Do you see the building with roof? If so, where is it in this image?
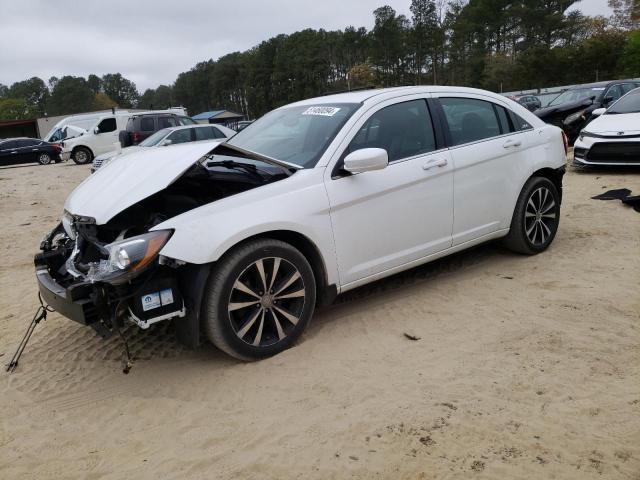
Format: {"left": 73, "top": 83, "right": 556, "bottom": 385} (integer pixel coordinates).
{"left": 192, "top": 110, "right": 244, "bottom": 129}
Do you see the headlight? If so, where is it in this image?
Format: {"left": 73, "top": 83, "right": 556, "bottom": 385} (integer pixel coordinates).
{"left": 578, "top": 131, "right": 595, "bottom": 142}
{"left": 564, "top": 109, "right": 586, "bottom": 125}
{"left": 86, "top": 230, "right": 172, "bottom": 284}
{"left": 61, "top": 211, "right": 76, "bottom": 239}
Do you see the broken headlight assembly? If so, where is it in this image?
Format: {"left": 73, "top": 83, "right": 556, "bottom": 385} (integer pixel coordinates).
{"left": 85, "top": 230, "right": 173, "bottom": 284}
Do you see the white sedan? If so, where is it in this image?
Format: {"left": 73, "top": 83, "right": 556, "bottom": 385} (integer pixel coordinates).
{"left": 91, "top": 123, "right": 237, "bottom": 172}
{"left": 35, "top": 86, "right": 567, "bottom": 360}
{"left": 574, "top": 87, "right": 640, "bottom": 167}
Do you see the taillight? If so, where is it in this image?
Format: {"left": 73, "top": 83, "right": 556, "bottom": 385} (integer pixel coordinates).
{"left": 561, "top": 131, "right": 568, "bottom": 156}
{"left": 132, "top": 132, "right": 140, "bottom": 144}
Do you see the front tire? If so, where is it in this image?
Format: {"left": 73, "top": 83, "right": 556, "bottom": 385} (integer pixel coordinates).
{"left": 72, "top": 147, "right": 92, "bottom": 165}
{"left": 503, "top": 176, "right": 560, "bottom": 255}
{"left": 203, "top": 239, "right": 316, "bottom": 361}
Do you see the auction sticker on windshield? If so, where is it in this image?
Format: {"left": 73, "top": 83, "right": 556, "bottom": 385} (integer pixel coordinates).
{"left": 302, "top": 106, "right": 341, "bottom": 117}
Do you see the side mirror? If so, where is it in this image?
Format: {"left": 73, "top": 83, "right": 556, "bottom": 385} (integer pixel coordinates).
{"left": 161, "top": 139, "right": 172, "bottom": 146}
{"left": 93, "top": 127, "right": 100, "bottom": 134}
{"left": 343, "top": 148, "right": 388, "bottom": 174}
{"left": 592, "top": 108, "right": 606, "bottom": 117}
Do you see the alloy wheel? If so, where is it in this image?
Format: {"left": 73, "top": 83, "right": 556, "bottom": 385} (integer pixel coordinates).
{"left": 227, "top": 257, "right": 306, "bottom": 347}
{"left": 38, "top": 153, "right": 51, "bottom": 165}
{"left": 524, "top": 186, "right": 557, "bottom": 246}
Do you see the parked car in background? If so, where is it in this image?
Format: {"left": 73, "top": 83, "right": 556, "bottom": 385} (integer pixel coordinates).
{"left": 574, "top": 87, "right": 640, "bottom": 167}
{"left": 44, "top": 113, "right": 105, "bottom": 143}
{"left": 535, "top": 80, "right": 640, "bottom": 143}
{"left": 235, "top": 120, "right": 254, "bottom": 132}
{"left": 119, "top": 112, "right": 197, "bottom": 148}
{"left": 0, "top": 138, "right": 62, "bottom": 166}
{"left": 61, "top": 112, "right": 131, "bottom": 164}
{"left": 511, "top": 95, "right": 541, "bottom": 111}
{"left": 36, "top": 86, "right": 566, "bottom": 361}
{"left": 92, "top": 124, "right": 236, "bottom": 172}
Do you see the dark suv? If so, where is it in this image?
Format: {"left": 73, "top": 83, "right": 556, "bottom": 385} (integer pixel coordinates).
{"left": 535, "top": 80, "right": 640, "bottom": 143}
{"left": 119, "top": 113, "right": 196, "bottom": 147}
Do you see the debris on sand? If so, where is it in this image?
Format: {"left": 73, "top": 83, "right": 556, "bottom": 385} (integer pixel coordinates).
{"left": 404, "top": 332, "right": 421, "bottom": 341}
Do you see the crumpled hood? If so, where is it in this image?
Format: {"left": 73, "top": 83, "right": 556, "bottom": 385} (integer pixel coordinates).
{"left": 585, "top": 112, "right": 640, "bottom": 136}
{"left": 65, "top": 140, "right": 222, "bottom": 224}
{"left": 535, "top": 99, "right": 592, "bottom": 119}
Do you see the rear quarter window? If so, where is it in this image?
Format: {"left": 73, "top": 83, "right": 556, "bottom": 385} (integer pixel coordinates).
{"left": 140, "top": 117, "right": 155, "bottom": 131}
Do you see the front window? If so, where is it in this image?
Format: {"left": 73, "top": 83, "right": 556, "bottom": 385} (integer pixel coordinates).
{"left": 606, "top": 88, "right": 640, "bottom": 114}
{"left": 348, "top": 99, "right": 436, "bottom": 162}
{"left": 227, "top": 103, "right": 360, "bottom": 168}
{"left": 139, "top": 128, "right": 171, "bottom": 147}
{"left": 167, "top": 129, "right": 192, "bottom": 144}
{"left": 548, "top": 87, "right": 603, "bottom": 106}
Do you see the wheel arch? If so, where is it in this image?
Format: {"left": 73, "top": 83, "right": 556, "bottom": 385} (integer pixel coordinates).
{"left": 531, "top": 166, "right": 565, "bottom": 203}
{"left": 71, "top": 144, "right": 94, "bottom": 158}
{"left": 221, "top": 229, "right": 336, "bottom": 306}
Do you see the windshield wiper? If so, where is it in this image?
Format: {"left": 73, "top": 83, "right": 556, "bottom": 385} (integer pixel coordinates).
{"left": 205, "top": 159, "right": 266, "bottom": 180}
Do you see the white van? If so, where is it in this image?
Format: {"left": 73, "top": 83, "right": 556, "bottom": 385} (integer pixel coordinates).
{"left": 44, "top": 114, "right": 106, "bottom": 143}
{"left": 60, "top": 108, "right": 191, "bottom": 164}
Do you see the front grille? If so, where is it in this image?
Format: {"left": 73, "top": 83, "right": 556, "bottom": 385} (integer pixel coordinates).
{"left": 586, "top": 142, "right": 640, "bottom": 163}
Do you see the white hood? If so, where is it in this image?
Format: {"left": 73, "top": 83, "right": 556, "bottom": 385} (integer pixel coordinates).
{"left": 65, "top": 140, "right": 222, "bottom": 224}
{"left": 586, "top": 112, "right": 640, "bottom": 136}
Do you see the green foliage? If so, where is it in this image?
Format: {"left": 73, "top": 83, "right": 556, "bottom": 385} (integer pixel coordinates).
{"left": 47, "top": 76, "right": 95, "bottom": 115}
{"left": 618, "top": 30, "right": 640, "bottom": 76}
{"left": 101, "top": 73, "right": 139, "bottom": 108}
{"left": 0, "top": 98, "right": 37, "bottom": 120}
{"left": 8, "top": 77, "right": 48, "bottom": 115}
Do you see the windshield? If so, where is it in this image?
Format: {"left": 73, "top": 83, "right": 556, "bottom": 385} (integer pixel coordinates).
{"left": 548, "top": 87, "right": 603, "bottom": 107}
{"left": 140, "top": 128, "right": 171, "bottom": 147}
{"left": 227, "top": 103, "right": 360, "bottom": 168}
{"left": 606, "top": 88, "right": 640, "bottom": 114}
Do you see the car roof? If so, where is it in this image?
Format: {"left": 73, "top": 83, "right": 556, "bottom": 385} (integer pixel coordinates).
{"left": 284, "top": 86, "right": 515, "bottom": 108}
{"left": 160, "top": 124, "right": 220, "bottom": 132}
{"left": 569, "top": 80, "right": 637, "bottom": 90}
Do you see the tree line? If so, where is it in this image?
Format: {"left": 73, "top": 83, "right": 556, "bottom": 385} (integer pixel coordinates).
{"left": 0, "top": 0, "right": 637, "bottom": 122}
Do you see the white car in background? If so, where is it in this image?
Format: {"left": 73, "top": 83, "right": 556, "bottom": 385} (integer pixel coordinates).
{"left": 574, "top": 87, "right": 640, "bottom": 167}
{"left": 36, "top": 86, "right": 566, "bottom": 361}
{"left": 91, "top": 124, "right": 236, "bottom": 172}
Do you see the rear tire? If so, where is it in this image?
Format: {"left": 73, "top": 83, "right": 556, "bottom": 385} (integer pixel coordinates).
{"left": 203, "top": 239, "right": 316, "bottom": 361}
{"left": 72, "top": 147, "right": 92, "bottom": 165}
{"left": 503, "top": 176, "right": 560, "bottom": 255}
{"left": 37, "top": 153, "right": 52, "bottom": 165}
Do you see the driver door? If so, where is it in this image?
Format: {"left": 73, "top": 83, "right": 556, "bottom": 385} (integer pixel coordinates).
{"left": 324, "top": 97, "right": 454, "bottom": 288}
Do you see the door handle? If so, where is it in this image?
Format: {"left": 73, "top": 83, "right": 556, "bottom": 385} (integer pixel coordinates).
{"left": 10, "top": 151, "right": 17, "bottom": 154}
{"left": 503, "top": 139, "right": 522, "bottom": 148}
{"left": 423, "top": 158, "right": 448, "bottom": 170}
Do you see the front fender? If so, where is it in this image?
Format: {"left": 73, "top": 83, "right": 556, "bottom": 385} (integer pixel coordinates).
{"left": 154, "top": 168, "right": 340, "bottom": 287}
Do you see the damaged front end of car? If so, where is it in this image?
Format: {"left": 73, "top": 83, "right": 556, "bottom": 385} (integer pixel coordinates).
{"left": 34, "top": 141, "right": 297, "bottom": 346}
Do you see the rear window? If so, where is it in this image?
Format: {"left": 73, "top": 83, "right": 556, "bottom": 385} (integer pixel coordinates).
{"left": 439, "top": 97, "right": 501, "bottom": 145}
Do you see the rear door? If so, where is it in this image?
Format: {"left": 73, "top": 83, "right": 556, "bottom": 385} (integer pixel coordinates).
{"left": 16, "top": 139, "right": 41, "bottom": 163}
{"left": 434, "top": 94, "right": 534, "bottom": 245}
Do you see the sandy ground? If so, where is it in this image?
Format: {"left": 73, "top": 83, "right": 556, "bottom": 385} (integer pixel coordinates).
{"left": 0, "top": 158, "right": 639, "bottom": 480}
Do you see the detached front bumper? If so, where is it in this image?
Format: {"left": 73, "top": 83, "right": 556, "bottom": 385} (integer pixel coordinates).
{"left": 35, "top": 267, "right": 102, "bottom": 325}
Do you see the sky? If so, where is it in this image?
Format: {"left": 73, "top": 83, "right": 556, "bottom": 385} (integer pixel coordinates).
{"left": 0, "top": 0, "right": 612, "bottom": 92}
